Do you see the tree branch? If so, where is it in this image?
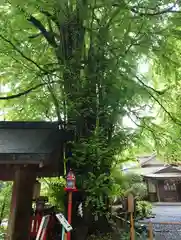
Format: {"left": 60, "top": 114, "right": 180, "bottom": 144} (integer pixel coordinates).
{"left": 29, "top": 33, "right": 42, "bottom": 39}
{"left": 135, "top": 76, "right": 168, "bottom": 95}
{"left": 0, "top": 81, "right": 59, "bottom": 100}
{"left": 131, "top": 1, "right": 180, "bottom": 16}
{"left": 94, "top": 2, "right": 180, "bottom": 17}
{"left": 28, "top": 15, "right": 57, "bottom": 48}
{"left": 127, "top": 108, "right": 171, "bottom": 145}
{"left": 40, "top": 10, "right": 60, "bottom": 28}
{"left": 0, "top": 34, "right": 48, "bottom": 73}
{"left": 132, "top": 8, "right": 180, "bottom": 16}
{"left": 46, "top": 76, "right": 62, "bottom": 122}
{"left": 136, "top": 76, "right": 181, "bottom": 126}
{"left": 124, "top": 23, "right": 145, "bottom": 55}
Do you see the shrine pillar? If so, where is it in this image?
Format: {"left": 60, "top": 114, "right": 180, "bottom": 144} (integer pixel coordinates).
{"left": 7, "top": 166, "right": 36, "bottom": 240}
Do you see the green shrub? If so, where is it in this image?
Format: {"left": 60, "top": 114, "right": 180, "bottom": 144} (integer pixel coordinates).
{"left": 87, "top": 232, "right": 144, "bottom": 240}
{"left": 0, "top": 226, "right": 6, "bottom": 240}
{"left": 136, "top": 201, "right": 152, "bottom": 219}
{"left": 87, "top": 233, "right": 112, "bottom": 240}
{"left": 40, "top": 178, "right": 65, "bottom": 212}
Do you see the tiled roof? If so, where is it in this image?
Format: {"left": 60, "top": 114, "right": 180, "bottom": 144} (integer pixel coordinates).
{"left": 137, "top": 153, "right": 164, "bottom": 166}
{"left": 126, "top": 153, "right": 181, "bottom": 179}
{"left": 126, "top": 166, "right": 165, "bottom": 175}
{"left": 0, "top": 121, "right": 73, "bottom": 179}
{"left": 144, "top": 172, "right": 181, "bottom": 178}
{"left": 137, "top": 153, "right": 156, "bottom": 165}
{"left": 0, "top": 121, "right": 72, "bottom": 154}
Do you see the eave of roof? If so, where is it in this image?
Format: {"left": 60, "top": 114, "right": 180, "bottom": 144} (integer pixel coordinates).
{"left": 0, "top": 121, "right": 73, "bottom": 154}
{"left": 0, "top": 121, "right": 73, "bottom": 179}
{"left": 125, "top": 166, "right": 165, "bottom": 175}
{"left": 0, "top": 121, "right": 61, "bottom": 129}
{"left": 137, "top": 153, "right": 157, "bottom": 166}
{"left": 154, "top": 165, "right": 181, "bottom": 174}
{"left": 0, "top": 121, "right": 73, "bottom": 166}
{"left": 144, "top": 172, "right": 181, "bottom": 179}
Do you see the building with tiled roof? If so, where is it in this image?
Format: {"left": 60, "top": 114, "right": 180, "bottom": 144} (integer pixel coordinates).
{"left": 125, "top": 153, "right": 181, "bottom": 202}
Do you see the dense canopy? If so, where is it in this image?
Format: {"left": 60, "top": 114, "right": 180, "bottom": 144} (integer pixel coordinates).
{"left": 0, "top": 0, "right": 181, "bottom": 239}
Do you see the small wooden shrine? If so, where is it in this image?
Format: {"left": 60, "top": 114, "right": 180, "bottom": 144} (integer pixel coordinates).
{"left": 125, "top": 154, "right": 181, "bottom": 202}
{"left": 0, "top": 121, "right": 71, "bottom": 240}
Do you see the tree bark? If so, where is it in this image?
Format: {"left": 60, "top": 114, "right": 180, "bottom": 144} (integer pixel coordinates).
{"left": 64, "top": 191, "right": 112, "bottom": 240}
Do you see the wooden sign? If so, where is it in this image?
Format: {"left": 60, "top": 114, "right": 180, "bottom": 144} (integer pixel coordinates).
{"left": 56, "top": 213, "right": 73, "bottom": 232}
{"left": 127, "top": 193, "right": 134, "bottom": 213}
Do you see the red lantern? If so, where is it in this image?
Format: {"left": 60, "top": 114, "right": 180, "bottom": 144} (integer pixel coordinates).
{"left": 65, "top": 169, "right": 77, "bottom": 192}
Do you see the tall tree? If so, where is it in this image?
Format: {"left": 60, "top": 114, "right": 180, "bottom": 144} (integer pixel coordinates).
{"left": 0, "top": 0, "right": 180, "bottom": 239}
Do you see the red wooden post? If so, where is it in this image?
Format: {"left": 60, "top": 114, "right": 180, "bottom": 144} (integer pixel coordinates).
{"left": 67, "top": 192, "right": 73, "bottom": 240}
{"left": 65, "top": 170, "right": 77, "bottom": 240}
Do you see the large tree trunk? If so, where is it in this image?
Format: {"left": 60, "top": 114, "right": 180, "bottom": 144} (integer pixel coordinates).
{"left": 55, "top": 3, "right": 113, "bottom": 239}
{"left": 64, "top": 190, "right": 113, "bottom": 240}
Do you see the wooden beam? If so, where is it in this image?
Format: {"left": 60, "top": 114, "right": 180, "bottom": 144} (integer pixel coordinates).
{"left": 0, "top": 153, "right": 48, "bottom": 164}
{"left": 7, "top": 166, "right": 36, "bottom": 240}
{"left": 0, "top": 159, "right": 64, "bottom": 181}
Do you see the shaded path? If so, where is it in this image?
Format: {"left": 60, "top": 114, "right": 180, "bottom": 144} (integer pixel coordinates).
{"left": 140, "top": 205, "right": 181, "bottom": 239}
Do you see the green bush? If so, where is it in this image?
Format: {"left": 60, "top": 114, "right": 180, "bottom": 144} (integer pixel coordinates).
{"left": 87, "top": 233, "right": 112, "bottom": 240}
{"left": 0, "top": 182, "right": 12, "bottom": 220}
{"left": 0, "top": 226, "right": 6, "bottom": 240}
{"left": 87, "top": 232, "right": 144, "bottom": 240}
{"left": 111, "top": 169, "right": 148, "bottom": 201}
{"left": 136, "top": 201, "right": 152, "bottom": 219}
{"left": 120, "top": 232, "right": 140, "bottom": 240}
{"left": 40, "top": 177, "right": 65, "bottom": 212}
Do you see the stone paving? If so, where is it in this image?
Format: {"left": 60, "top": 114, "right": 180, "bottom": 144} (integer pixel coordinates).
{"left": 152, "top": 222, "right": 181, "bottom": 239}
{"left": 140, "top": 205, "right": 181, "bottom": 239}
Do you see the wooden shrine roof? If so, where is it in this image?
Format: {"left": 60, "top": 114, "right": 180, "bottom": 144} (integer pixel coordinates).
{"left": 0, "top": 121, "right": 72, "bottom": 180}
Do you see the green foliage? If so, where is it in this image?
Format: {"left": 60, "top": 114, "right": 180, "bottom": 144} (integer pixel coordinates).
{"left": 71, "top": 131, "right": 128, "bottom": 214}
{"left": 120, "top": 232, "right": 145, "bottom": 240}
{"left": 111, "top": 167, "right": 147, "bottom": 200}
{"left": 87, "top": 231, "right": 146, "bottom": 240}
{"left": 41, "top": 178, "right": 65, "bottom": 212}
{"left": 0, "top": 182, "right": 12, "bottom": 220}
{"left": 0, "top": 227, "right": 6, "bottom": 240}
{"left": 136, "top": 201, "right": 152, "bottom": 219}
{"left": 87, "top": 233, "right": 112, "bottom": 240}
{"left": 0, "top": 0, "right": 180, "bottom": 221}
{"left": 85, "top": 172, "right": 111, "bottom": 214}
{"left": 127, "top": 182, "right": 147, "bottom": 200}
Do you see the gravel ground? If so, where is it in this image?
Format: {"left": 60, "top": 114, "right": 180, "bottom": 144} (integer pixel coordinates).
{"left": 141, "top": 205, "right": 181, "bottom": 240}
